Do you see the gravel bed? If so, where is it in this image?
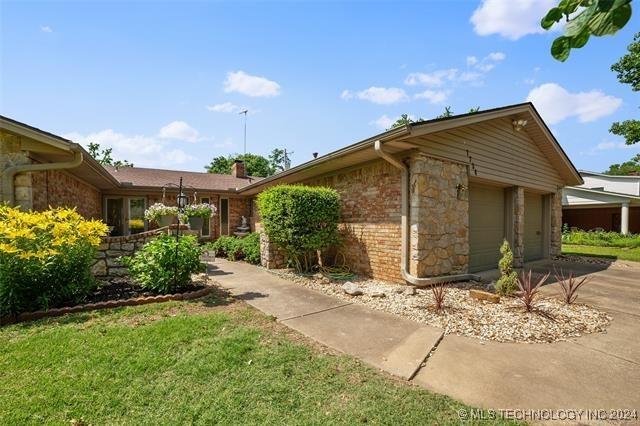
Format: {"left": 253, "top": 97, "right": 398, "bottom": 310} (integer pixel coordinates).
{"left": 269, "top": 270, "right": 611, "bottom": 344}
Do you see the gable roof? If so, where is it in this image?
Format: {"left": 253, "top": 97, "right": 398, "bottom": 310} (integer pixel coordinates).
{"left": 104, "top": 165, "right": 261, "bottom": 192}
{"left": 239, "top": 102, "right": 582, "bottom": 195}
{"left": 580, "top": 170, "right": 640, "bottom": 180}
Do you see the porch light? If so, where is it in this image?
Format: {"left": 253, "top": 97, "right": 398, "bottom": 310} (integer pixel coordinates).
{"left": 512, "top": 119, "right": 528, "bottom": 131}
{"left": 177, "top": 192, "right": 188, "bottom": 209}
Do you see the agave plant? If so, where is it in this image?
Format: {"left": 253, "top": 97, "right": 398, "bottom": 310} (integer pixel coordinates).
{"left": 553, "top": 267, "right": 590, "bottom": 305}
{"left": 516, "top": 270, "right": 550, "bottom": 312}
{"left": 431, "top": 282, "right": 447, "bottom": 312}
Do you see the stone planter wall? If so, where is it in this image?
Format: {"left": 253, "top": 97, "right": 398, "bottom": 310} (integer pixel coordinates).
{"left": 91, "top": 225, "right": 190, "bottom": 279}
{"left": 259, "top": 232, "right": 287, "bottom": 269}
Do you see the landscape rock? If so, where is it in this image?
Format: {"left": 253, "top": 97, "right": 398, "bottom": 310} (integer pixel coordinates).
{"left": 370, "top": 291, "right": 386, "bottom": 298}
{"left": 469, "top": 289, "right": 500, "bottom": 304}
{"left": 342, "top": 281, "right": 363, "bottom": 296}
{"left": 405, "top": 286, "right": 417, "bottom": 296}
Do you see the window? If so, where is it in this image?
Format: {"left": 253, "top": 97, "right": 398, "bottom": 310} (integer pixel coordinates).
{"left": 128, "top": 198, "right": 146, "bottom": 234}
{"left": 220, "top": 198, "right": 229, "bottom": 236}
{"left": 201, "top": 197, "right": 210, "bottom": 237}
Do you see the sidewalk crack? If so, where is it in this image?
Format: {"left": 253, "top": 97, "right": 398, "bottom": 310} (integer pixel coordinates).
{"left": 279, "top": 303, "right": 353, "bottom": 322}
{"left": 408, "top": 331, "right": 446, "bottom": 381}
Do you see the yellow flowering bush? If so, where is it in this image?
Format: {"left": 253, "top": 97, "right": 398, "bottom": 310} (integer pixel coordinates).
{"left": 0, "top": 205, "right": 108, "bottom": 316}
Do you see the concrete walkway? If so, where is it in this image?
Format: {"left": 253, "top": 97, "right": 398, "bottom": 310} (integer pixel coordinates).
{"left": 208, "top": 258, "right": 640, "bottom": 412}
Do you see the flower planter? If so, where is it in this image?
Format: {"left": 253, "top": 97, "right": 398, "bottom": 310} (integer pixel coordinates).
{"left": 158, "top": 215, "right": 175, "bottom": 227}
{"left": 188, "top": 216, "right": 204, "bottom": 231}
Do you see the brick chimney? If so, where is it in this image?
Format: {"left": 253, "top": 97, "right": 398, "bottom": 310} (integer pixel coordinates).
{"left": 231, "top": 160, "right": 245, "bottom": 178}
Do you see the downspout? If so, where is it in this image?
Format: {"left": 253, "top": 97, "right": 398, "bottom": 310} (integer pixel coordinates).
{"left": 374, "top": 140, "right": 480, "bottom": 287}
{"left": 2, "top": 144, "right": 84, "bottom": 206}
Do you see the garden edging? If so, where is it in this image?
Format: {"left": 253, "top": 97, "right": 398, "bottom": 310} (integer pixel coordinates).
{"left": 0, "top": 286, "right": 212, "bottom": 326}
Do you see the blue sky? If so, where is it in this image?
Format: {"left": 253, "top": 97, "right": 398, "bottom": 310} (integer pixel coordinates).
{"left": 1, "top": 0, "right": 638, "bottom": 173}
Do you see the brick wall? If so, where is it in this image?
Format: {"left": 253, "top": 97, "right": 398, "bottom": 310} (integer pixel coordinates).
{"left": 31, "top": 169, "right": 102, "bottom": 219}
{"left": 303, "top": 159, "right": 403, "bottom": 283}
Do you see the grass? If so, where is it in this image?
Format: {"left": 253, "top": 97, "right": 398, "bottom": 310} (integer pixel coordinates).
{"left": 0, "top": 293, "right": 515, "bottom": 425}
{"left": 562, "top": 230, "right": 640, "bottom": 248}
{"left": 562, "top": 244, "right": 640, "bottom": 262}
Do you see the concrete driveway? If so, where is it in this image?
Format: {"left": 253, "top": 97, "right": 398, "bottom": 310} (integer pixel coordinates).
{"left": 414, "top": 258, "right": 640, "bottom": 411}
{"left": 209, "top": 257, "right": 640, "bottom": 414}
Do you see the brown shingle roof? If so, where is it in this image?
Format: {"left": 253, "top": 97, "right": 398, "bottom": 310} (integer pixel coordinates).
{"left": 104, "top": 165, "right": 262, "bottom": 191}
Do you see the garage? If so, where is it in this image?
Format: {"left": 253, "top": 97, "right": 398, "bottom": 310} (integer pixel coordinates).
{"left": 524, "top": 192, "right": 544, "bottom": 261}
{"left": 469, "top": 183, "right": 505, "bottom": 273}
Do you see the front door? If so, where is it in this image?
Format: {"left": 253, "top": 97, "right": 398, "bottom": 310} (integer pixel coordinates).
{"left": 220, "top": 198, "right": 229, "bottom": 236}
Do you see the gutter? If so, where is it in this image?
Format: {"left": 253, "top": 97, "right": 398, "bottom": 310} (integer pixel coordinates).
{"left": 374, "top": 140, "right": 480, "bottom": 287}
{"left": 2, "top": 144, "right": 84, "bottom": 206}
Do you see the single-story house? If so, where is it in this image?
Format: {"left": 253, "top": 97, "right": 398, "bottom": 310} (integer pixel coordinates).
{"left": 562, "top": 171, "right": 640, "bottom": 235}
{"left": 1, "top": 102, "right": 582, "bottom": 284}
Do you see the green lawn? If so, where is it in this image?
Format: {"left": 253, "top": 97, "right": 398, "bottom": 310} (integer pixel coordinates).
{"left": 0, "top": 294, "right": 514, "bottom": 425}
{"left": 562, "top": 244, "right": 640, "bottom": 262}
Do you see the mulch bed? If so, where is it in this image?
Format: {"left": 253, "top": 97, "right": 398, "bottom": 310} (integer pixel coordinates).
{"left": 1, "top": 274, "right": 212, "bottom": 326}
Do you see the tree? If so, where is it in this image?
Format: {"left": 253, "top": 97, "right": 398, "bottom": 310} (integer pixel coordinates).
{"left": 610, "top": 32, "right": 640, "bottom": 145}
{"left": 389, "top": 114, "right": 423, "bottom": 129}
{"left": 437, "top": 106, "right": 454, "bottom": 118}
{"left": 269, "top": 148, "right": 293, "bottom": 172}
{"left": 604, "top": 153, "right": 640, "bottom": 175}
{"left": 87, "top": 142, "right": 133, "bottom": 167}
{"left": 205, "top": 153, "right": 275, "bottom": 177}
{"left": 541, "top": 0, "right": 633, "bottom": 61}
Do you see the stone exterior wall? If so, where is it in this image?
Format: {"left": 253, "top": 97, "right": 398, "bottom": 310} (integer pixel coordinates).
{"left": 511, "top": 187, "right": 525, "bottom": 268}
{"left": 259, "top": 232, "right": 287, "bottom": 269}
{"left": 550, "top": 189, "right": 563, "bottom": 257}
{"left": 0, "top": 131, "right": 32, "bottom": 209}
{"left": 302, "top": 160, "right": 403, "bottom": 283}
{"left": 31, "top": 169, "right": 102, "bottom": 219}
{"left": 409, "top": 153, "right": 469, "bottom": 277}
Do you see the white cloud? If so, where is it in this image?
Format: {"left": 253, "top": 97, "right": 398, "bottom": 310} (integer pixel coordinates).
{"left": 40, "top": 25, "right": 52, "bottom": 33}
{"left": 405, "top": 69, "right": 458, "bottom": 87}
{"left": 64, "top": 129, "right": 194, "bottom": 168}
{"left": 223, "top": 70, "right": 280, "bottom": 97}
{"left": 487, "top": 52, "right": 506, "bottom": 62}
{"left": 414, "top": 90, "right": 449, "bottom": 104}
{"left": 206, "top": 102, "right": 244, "bottom": 113}
{"left": 214, "top": 137, "right": 235, "bottom": 149}
{"left": 527, "top": 83, "right": 622, "bottom": 124}
{"left": 471, "top": 0, "right": 556, "bottom": 40}
{"left": 158, "top": 121, "right": 200, "bottom": 143}
{"left": 466, "top": 56, "right": 478, "bottom": 66}
{"left": 524, "top": 78, "right": 536, "bottom": 85}
{"left": 582, "top": 140, "right": 639, "bottom": 156}
{"left": 340, "top": 89, "right": 354, "bottom": 100}
{"left": 369, "top": 114, "right": 416, "bottom": 130}
{"left": 342, "top": 87, "right": 408, "bottom": 105}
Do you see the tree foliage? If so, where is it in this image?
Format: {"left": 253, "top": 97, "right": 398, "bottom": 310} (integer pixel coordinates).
{"left": 388, "top": 107, "right": 481, "bottom": 130}
{"left": 257, "top": 185, "right": 340, "bottom": 271}
{"left": 269, "top": 148, "right": 293, "bottom": 172}
{"left": 205, "top": 153, "right": 275, "bottom": 177}
{"left": 604, "top": 153, "right": 640, "bottom": 175}
{"left": 541, "top": 0, "right": 633, "bottom": 62}
{"left": 87, "top": 142, "right": 133, "bottom": 168}
{"left": 610, "top": 32, "right": 640, "bottom": 145}
{"left": 496, "top": 240, "right": 518, "bottom": 296}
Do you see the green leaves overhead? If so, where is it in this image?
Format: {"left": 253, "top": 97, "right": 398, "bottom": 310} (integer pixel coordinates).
{"left": 541, "top": 0, "right": 633, "bottom": 61}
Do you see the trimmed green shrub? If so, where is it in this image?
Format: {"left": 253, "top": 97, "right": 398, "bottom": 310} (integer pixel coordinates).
{"left": 241, "top": 232, "right": 261, "bottom": 264}
{"left": 208, "top": 233, "right": 260, "bottom": 265}
{"left": 0, "top": 206, "right": 108, "bottom": 316}
{"left": 496, "top": 240, "right": 518, "bottom": 296}
{"left": 257, "top": 184, "right": 340, "bottom": 271}
{"left": 121, "top": 234, "right": 203, "bottom": 294}
{"left": 562, "top": 229, "right": 640, "bottom": 248}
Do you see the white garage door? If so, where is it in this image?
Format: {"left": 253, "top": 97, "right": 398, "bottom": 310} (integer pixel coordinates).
{"left": 469, "top": 183, "right": 505, "bottom": 273}
{"left": 524, "top": 192, "right": 544, "bottom": 261}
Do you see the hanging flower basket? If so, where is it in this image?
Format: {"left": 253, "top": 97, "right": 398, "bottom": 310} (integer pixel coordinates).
{"left": 145, "top": 203, "right": 179, "bottom": 227}
{"left": 184, "top": 203, "right": 215, "bottom": 231}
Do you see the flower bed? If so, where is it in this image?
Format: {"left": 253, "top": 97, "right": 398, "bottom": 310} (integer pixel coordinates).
{"left": 269, "top": 271, "right": 611, "bottom": 344}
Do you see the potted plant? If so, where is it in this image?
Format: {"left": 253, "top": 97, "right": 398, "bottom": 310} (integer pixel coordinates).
{"left": 184, "top": 203, "right": 215, "bottom": 231}
{"left": 144, "top": 203, "right": 179, "bottom": 227}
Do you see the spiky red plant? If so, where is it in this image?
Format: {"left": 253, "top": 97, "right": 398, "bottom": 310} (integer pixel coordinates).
{"left": 431, "top": 282, "right": 447, "bottom": 312}
{"left": 553, "top": 267, "right": 590, "bottom": 305}
{"left": 516, "top": 270, "right": 549, "bottom": 312}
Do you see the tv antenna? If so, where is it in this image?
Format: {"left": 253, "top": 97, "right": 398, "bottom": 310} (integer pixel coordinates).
{"left": 239, "top": 109, "right": 248, "bottom": 156}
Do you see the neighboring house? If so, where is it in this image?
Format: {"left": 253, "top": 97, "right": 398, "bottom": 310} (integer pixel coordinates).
{"left": 1, "top": 102, "right": 582, "bottom": 284}
{"left": 562, "top": 171, "right": 640, "bottom": 235}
